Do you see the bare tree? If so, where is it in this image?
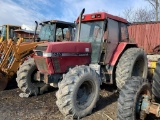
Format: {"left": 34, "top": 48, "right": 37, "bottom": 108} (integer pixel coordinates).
{"left": 134, "top": 8, "right": 155, "bottom": 22}
{"left": 123, "top": 7, "right": 155, "bottom": 22}
{"left": 123, "top": 8, "right": 134, "bottom": 22}
{"left": 145, "top": 0, "right": 159, "bottom": 21}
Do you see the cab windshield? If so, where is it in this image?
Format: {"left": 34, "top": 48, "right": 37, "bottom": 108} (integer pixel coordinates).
{"left": 38, "top": 23, "right": 55, "bottom": 41}
{"left": 75, "top": 21, "right": 104, "bottom": 42}
{"left": 1, "top": 25, "right": 7, "bottom": 40}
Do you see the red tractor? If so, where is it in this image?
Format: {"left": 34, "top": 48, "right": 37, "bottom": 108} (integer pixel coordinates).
{"left": 17, "top": 9, "right": 148, "bottom": 118}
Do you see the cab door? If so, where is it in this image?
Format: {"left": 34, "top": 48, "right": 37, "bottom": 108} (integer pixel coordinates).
{"left": 104, "top": 19, "right": 120, "bottom": 64}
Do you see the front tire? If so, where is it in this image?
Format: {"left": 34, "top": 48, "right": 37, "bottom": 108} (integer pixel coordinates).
{"left": 16, "top": 58, "right": 47, "bottom": 96}
{"left": 117, "top": 77, "right": 151, "bottom": 120}
{"left": 56, "top": 65, "right": 101, "bottom": 118}
{"left": 116, "top": 48, "right": 148, "bottom": 89}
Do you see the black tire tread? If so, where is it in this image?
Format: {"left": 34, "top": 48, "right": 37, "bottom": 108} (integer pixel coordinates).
{"left": 16, "top": 58, "right": 39, "bottom": 96}
{"left": 152, "top": 59, "right": 160, "bottom": 99}
{"left": 56, "top": 65, "right": 100, "bottom": 118}
{"left": 116, "top": 48, "right": 147, "bottom": 89}
{"left": 117, "top": 76, "right": 149, "bottom": 120}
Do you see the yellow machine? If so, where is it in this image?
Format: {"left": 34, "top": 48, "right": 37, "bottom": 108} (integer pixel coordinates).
{"left": 0, "top": 25, "right": 21, "bottom": 59}
{"left": 147, "top": 55, "right": 160, "bottom": 78}
{"left": 0, "top": 20, "right": 75, "bottom": 91}
{"left": 0, "top": 24, "right": 21, "bottom": 42}
{"left": 0, "top": 38, "right": 45, "bottom": 90}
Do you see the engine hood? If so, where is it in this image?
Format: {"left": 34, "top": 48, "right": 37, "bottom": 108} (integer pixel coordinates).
{"left": 34, "top": 41, "right": 91, "bottom": 74}
{"left": 41, "top": 41, "right": 91, "bottom": 53}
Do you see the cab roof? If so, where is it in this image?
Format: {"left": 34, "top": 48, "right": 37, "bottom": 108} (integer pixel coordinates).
{"left": 40, "top": 20, "right": 75, "bottom": 28}
{"left": 2, "top": 24, "right": 21, "bottom": 28}
{"left": 77, "top": 12, "right": 128, "bottom": 23}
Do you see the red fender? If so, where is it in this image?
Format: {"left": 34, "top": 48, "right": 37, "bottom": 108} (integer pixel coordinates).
{"left": 109, "top": 42, "right": 137, "bottom": 66}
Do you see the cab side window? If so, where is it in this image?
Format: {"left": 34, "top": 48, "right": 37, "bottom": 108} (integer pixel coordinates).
{"left": 56, "top": 27, "right": 73, "bottom": 41}
{"left": 107, "top": 19, "right": 119, "bottom": 43}
{"left": 120, "top": 23, "right": 128, "bottom": 41}
{"left": 9, "top": 26, "right": 18, "bottom": 40}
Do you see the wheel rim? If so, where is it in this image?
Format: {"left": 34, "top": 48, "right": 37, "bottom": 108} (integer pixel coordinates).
{"left": 132, "top": 57, "right": 145, "bottom": 77}
{"left": 76, "top": 81, "right": 94, "bottom": 110}
{"left": 31, "top": 69, "right": 45, "bottom": 88}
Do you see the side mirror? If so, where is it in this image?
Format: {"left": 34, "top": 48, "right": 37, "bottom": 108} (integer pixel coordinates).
{"left": 0, "top": 30, "right": 1, "bottom": 36}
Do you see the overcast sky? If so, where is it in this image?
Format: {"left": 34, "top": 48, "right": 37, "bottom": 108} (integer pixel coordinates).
{"left": 0, "top": 0, "right": 151, "bottom": 28}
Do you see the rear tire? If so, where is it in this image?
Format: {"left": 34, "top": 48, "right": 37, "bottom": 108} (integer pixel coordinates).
{"left": 56, "top": 65, "right": 101, "bottom": 118}
{"left": 152, "top": 59, "right": 160, "bottom": 100}
{"left": 117, "top": 77, "right": 151, "bottom": 120}
{"left": 116, "top": 48, "right": 148, "bottom": 89}
{"left": 16, "top": 58, "right": 47, "bottom": 96}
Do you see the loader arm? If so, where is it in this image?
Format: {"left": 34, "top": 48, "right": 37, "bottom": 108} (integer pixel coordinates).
{"left": 6, "top": 41, "right": 47, "bottom": 78}
{"left": 0, "top": 37, "right": 46, "bottom": 80}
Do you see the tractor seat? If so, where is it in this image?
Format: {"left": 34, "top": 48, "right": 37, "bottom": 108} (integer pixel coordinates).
{"left": 65, "top": 30, "right": 70, "bottom": 41}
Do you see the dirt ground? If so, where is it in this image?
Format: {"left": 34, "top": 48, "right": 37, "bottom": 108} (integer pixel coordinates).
{"left": 0, "top": 83, "right": 157, "bottom": 120}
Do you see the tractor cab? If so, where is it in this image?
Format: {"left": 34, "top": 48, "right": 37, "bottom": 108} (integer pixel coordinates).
{"left": 37, "top": 20, "right": 75, "bottom": 42}
{"left": 33, "top": 12, "right": 137, "bottom": 80}
{"left": 75, "top": 12, "right": 129, "bottom": 64}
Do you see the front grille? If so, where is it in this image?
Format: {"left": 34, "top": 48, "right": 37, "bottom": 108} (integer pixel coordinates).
{"left": 34, "top": 57, "right": 48, "bottom": 71}
{"left": 53, "top": 58, "right": 61, "bottom": 72}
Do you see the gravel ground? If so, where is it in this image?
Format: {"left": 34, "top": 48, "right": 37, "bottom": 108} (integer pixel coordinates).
{"left": 0, "top": 83, "right": 157, "bottom": 120}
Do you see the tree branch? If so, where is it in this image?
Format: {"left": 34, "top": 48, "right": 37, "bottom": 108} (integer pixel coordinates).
{"left": 146, "top": 0, "right": 156, "bottom": 9}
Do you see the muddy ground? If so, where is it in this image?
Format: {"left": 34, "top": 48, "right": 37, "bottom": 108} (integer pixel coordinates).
{"left": 0, "top": 83, "right": 157, "bottom": 120}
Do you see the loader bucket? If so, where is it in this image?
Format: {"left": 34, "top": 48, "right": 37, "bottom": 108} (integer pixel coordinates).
{"left": 0, "top": 71, "right": 8, "bottom": 91}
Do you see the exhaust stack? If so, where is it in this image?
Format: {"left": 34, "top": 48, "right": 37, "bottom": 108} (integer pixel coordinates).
{"left": 34, "top": 21, "right": 38, "bottom": 42}
{"left": 76, "top": 8, "right": 85, "bottom": 42}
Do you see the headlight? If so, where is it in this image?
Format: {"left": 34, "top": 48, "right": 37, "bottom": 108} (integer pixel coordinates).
{"left": 43, "top": 52, "right": 52, "bottom": 57}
